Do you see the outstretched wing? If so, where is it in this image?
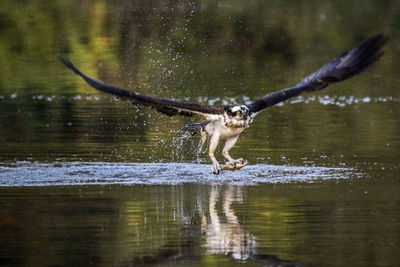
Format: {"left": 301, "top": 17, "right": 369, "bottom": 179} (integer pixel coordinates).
{"left": 247, "top": 34, "right": 388, "bottom": 114}
{"left": 60, "top": 58, "right": 225, "bottom": 118}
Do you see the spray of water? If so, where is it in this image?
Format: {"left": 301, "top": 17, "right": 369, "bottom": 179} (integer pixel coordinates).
{"left": 0, "top": 161, "right": 357, "bottom": 187}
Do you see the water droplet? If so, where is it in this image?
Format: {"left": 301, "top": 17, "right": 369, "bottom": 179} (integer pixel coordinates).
{"left": 362, "top": 97, "right": 371, "bottom": 103}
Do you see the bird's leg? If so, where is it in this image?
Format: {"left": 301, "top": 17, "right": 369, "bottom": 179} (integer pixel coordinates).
{"left": 209, "top": 133, "right": 221, "bottom": 174}
{"left": 196, "top": 129, "right": 208, "bottom": 153}
{"left": 222, "top": 135, "right": 244, "bottom": 167}
{"left": 200, "top": 128, "right": 208, "bottom": 146}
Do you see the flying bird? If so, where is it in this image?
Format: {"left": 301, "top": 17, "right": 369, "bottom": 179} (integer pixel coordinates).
{"left": 60, "top": 34, "right": 387, "bottom": 174}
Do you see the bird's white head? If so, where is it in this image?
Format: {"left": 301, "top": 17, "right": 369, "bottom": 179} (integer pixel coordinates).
{"left": 230, "top": 105, "right": 249, "bottom": 117}
{"left": 225, "top": 105, "right": 251, "bottom": 128}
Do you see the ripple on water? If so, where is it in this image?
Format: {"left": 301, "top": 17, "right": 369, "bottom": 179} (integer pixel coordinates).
{"left": 0, "top": 162, "right": 357, "bottom": 187}
{"left": 20, "top": 94, "right": 400, "bottom": 107}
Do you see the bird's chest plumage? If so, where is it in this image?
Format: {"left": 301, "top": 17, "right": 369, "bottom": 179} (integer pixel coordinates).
{"left": 205, "top": 120, "right": 245, "bottom": 139}
{"left": 219, "top": 125, "right": 244, "bottom": 138}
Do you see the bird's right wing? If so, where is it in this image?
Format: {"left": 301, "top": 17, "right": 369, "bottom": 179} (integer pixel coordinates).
{"left": 247, "top": 34, "right": 388, "bottom": 114}
{"left": 60, "top": 58, "right": 225, "bottom": 119}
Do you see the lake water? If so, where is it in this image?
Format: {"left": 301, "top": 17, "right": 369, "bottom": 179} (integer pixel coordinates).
{"left": 0, "top": 1, "right": 399, "bottom": 266}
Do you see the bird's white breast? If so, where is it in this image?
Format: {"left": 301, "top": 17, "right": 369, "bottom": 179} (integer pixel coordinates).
{"left": 205, "top": 119, "right": 245, "bottom": 139}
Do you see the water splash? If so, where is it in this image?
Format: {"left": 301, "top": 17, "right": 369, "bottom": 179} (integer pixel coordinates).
{"left": 195, "top": 139, "right": 206, "bottom": 162}
{"left": 169, "top": 130, "right": 197, "bottom": 161}
{"left": 0, "top": 161, "right": 358, "bottom": 187}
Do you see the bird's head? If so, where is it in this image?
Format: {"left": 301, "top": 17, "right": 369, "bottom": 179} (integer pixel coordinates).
{"left": 228, "top": 105, "right": 250, "bottom": 120}
{"left": 224, "top": 105, "right": 251, "bottom": 128}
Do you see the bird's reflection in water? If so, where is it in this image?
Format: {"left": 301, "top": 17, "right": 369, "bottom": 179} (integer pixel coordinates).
{"left": 202, "top": 185, "right": 256, "bottom": 260}
{"left": 121, "top": 185, "right": 300, "bottom": 267}
{"left": 201, "top": 185, "right": 300, "bottom": 266}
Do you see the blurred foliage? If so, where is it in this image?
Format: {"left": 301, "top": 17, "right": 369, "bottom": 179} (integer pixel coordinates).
{"left": 0, "top": 0, "right": 399, "bottom": 96}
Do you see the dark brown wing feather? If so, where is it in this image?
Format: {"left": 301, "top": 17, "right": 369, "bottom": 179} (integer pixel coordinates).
{"left": 59, "top": 58, "right": 224, "bottom": 117}
{"left": 247, "top": 34, "right": 388, "bottom": 114}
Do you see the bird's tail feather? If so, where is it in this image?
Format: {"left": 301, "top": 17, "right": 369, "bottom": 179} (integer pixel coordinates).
{"left": 181, "top": 121, "right": 210, "bottom": 136}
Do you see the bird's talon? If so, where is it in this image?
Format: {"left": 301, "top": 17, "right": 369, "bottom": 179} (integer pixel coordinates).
{"left": 212, "top": 162, "right": 220, "bottom": 174}
{"left": 238, "top": 158, "right": 244, "bottom": 164}
{"left": 226, "top": 161, "right": 235, "bottom": 167}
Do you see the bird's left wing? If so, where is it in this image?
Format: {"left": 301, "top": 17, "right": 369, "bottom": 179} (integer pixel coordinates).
{"left": 60, "top": 58, "right": 225, "bottom": 118}
{"left": 246, "top": 34, "right": 388, "bottom": 115}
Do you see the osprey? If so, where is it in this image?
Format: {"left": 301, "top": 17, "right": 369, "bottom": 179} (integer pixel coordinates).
{"left": 60, "top": 34, "right": 387, "bottom": 174}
